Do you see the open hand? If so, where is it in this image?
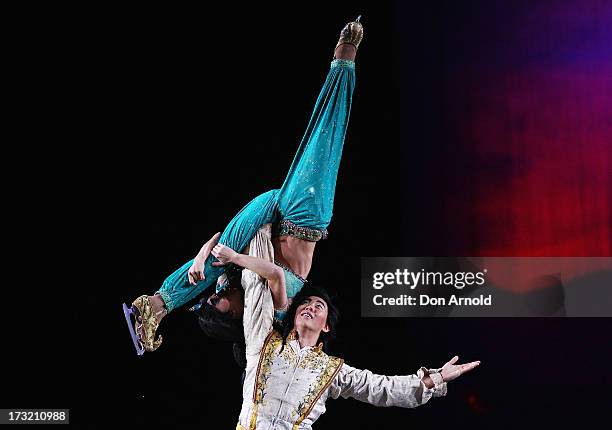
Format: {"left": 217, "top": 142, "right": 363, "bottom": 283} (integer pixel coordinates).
{"left": 211, "top": 244, "right": 238, "bottom": 266}
{"left": 188, "top": 257, "right": 206, "bottom": 285}
{"left": 440, "top": 356, "right": 480, "bottom": 382}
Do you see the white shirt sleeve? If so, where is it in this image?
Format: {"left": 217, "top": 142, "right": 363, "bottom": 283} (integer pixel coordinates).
{"left": 328, "top": 363, "right": 447, "bottom": 408}
{"left": 241, "top": 224, "right": 276, "bottom": 357}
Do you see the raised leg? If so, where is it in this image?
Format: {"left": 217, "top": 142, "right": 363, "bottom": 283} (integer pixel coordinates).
{"left": 277, "top": 52, "right": 358, "bottom": 233}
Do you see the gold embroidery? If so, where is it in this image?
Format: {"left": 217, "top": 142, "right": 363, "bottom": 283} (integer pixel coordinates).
{"left": 253, "top": 331, "right": 282, "bottom": 402}
{"left": 247, "top": 403, "right": 258, "bottom": 430}
{"left": 298, "top": 349, "right": 328, "bottom": 371}
{"left": 248, "top": 329, "right": 344, "bottom": 430}
{"left": 286, "top": 329, "right": 298, "bottom": 342}
{"left": 131, "top": 295, "right": 163, "bottom": 351}
{"left": 292, "top": 356, "right": 344, "bottom": 429}
{"left": 280, "top": 341, "right": 298, "bottom": 367}
{"left": 249, "top": 330, "right": 282, "bottom": 429}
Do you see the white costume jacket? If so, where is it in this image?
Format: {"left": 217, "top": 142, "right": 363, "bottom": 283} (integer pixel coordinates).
{"left": 236, "top": 225, "right": 447, "bottom": 430}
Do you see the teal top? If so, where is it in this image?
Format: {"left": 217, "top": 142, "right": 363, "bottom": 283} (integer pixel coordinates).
{"left": 273, "top": 266, "right": 306, "bottom": 321}
{"left": 283, "top": 266, "right": 306, "bottom": 299}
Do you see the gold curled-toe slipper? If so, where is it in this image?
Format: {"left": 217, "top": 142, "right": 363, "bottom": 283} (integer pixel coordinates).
{"left": 122, "top": 295, "right": 164, "bottom": 355}
{"left": 335, "top": 15, "right": 364, "bottom": 53}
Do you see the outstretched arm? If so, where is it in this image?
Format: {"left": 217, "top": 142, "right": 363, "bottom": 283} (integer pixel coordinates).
{"left": 212, "top": 244, "right": 288, "bottom": 310}
{"left": 329, "top": 364, "right": 446, "bottom": 408}
{"left": 329, "top": 357, "right": 479, "bottom": 408}
{"left": 436, "top": 355, "right": 480, "bottom": 385}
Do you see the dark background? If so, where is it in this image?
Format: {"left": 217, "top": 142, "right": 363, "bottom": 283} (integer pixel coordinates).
{"left": 8, "top": 1, "right": 611, "bottom": 428}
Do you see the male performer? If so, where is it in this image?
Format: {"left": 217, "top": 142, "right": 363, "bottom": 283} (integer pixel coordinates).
{"left": 211, "top": 225, "right": 481, "bottom": 429}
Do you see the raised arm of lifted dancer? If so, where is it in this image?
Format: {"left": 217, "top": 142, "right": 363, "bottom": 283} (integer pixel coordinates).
{"left": 187, "top": 232, "right": 222, "bottom": 285}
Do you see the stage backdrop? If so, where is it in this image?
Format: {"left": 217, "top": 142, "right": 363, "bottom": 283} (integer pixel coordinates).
{"left": 400, "top": 0, "right": 612, "bottom": 257}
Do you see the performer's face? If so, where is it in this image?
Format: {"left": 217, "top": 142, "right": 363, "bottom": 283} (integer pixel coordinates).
{"left": 207, "top": 287, "right": 244, "bottom": 319}
{"left": 294, "top": 296, "right": 330, "bottom": 334}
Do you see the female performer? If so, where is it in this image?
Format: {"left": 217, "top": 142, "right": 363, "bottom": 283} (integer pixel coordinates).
{"left": 123, "top": 17, "right": 364, "bottom": 355}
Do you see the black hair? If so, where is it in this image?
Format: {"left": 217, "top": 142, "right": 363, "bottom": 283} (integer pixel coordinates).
{"left": 197, "top": 301, "right": 244, "bottom": 342}
{"left": 279, "top": 285, "right": 340, "bottom": 353}
{"left": 195, "top": 272, "right": 247, "bottom": 369}
{"left": 195, "top": 283, "right": 245, "bottom": 343}
{"left": 198, "top": 301, "right": 247, "bottom": 369}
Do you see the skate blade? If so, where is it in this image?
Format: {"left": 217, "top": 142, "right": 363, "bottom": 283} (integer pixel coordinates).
{"left": 122, "top": 303, "right": 145, "bottom": 356}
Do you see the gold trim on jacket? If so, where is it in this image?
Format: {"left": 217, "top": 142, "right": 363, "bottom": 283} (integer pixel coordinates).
{"left": 248, "top": 330, "right": 344, "bottom": 429}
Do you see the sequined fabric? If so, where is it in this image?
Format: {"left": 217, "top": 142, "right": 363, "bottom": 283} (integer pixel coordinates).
{"left": 276, "top": 219, "right": 328, "bottom": 242}
{"left": 273, "top": 261, "right": 307, "bottom": 321}
{"left": 274, "top": 260, "right": 308, "bottom": 286}
{"left": 276, "top": 59, "right": 355, "bottom": 232}
{"left": 331, "top": 58, "right": 356, "bottom": 69}
{"left": 246, "top": 330, "right": 344, "bottom": 429}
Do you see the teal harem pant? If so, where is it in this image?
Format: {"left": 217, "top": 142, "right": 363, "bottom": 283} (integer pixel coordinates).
{"left": 157, "top": 59, "right": 356, "bottom": 313}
